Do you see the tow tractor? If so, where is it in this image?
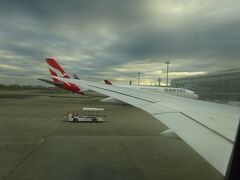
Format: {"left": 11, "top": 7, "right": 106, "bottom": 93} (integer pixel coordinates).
{"left": 68, "top": 108, "right": 106, "bottom": 122}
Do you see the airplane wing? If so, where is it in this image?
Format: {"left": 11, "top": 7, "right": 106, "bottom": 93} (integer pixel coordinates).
{"left": 57, "top": 76, "right": 239, "bottom": 175}
{"left": 38, "top": 78, "right": 64, "bottom": 86}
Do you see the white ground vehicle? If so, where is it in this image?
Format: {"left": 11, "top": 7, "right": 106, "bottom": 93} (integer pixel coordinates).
{"left": 68, "top": 108, "right": 105, "bottom": 122}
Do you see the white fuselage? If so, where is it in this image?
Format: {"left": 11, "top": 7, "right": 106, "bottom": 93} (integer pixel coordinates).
{"left": 115, "top": 85, "right": 199, "bottom": 99}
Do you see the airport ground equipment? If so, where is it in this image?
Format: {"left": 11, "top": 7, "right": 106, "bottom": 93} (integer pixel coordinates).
{"left": 68, "top": 108, "right": 105, "bottom": 122}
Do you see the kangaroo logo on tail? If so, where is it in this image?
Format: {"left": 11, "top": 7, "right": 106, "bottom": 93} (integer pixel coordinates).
{"left": 46, "top": 58, "right": 70, "bottom": 79}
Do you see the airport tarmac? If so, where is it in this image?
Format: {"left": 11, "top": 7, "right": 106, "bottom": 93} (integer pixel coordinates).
{"left": 0, "top": 90, "right": 223, "bottom": 180}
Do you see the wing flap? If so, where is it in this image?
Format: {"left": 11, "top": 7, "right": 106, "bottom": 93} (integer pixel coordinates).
{"left": 139, "top": 102, "right": 178, "bottom": 114}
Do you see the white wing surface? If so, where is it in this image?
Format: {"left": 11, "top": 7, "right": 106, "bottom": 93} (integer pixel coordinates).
{"left": 58, "top": 77, "right": 239, "bottom": 175}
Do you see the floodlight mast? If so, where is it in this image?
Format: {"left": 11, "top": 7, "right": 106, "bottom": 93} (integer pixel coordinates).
{"left": 138, "top": 72, "right": 140, "bottom": 86}
{"left": 165, "top": 61, "right": 170, "bottom": 86}
{"left": 158, "top": 78, "right": 161, "bottom": 87}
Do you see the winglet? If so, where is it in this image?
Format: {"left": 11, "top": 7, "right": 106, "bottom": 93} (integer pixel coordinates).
{"left": 104, "top": 80, "right": 112, "bottom": 85}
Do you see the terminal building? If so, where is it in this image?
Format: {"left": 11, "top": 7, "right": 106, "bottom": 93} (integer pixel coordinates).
{"left": 171, "top": 68, "right": 240, "bottom": 101}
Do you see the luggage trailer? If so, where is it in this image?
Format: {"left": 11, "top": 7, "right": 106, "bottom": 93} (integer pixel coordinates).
{"left": 68, "top": 108, "right": 105, "bottom": 122}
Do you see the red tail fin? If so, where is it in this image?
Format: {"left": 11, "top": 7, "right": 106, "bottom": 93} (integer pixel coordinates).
{"left": 46, "top": 58, "right": 70, "bottom": 78}
{"left": 104, "top": 80, "right": 112, "bottom": 85}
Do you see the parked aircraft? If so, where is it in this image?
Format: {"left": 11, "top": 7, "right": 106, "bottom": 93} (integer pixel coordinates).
{"left": 39, "top": 58, "right": 86, "bottom": 94}
{"left": 43, "top": 58, "right": 199, "bottom": 99}
{"left": 104, "top": 80, "right": 199, "bottom": 99}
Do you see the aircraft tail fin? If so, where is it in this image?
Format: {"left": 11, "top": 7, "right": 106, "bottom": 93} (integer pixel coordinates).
{"left": 104, "top": 80, "right": 112, "bottom": 85}
{"left": 73, "top": 74, "right": 80, "bottom": 80}
{"left": 46, "top": 58, "right": 71, "bottom": 79}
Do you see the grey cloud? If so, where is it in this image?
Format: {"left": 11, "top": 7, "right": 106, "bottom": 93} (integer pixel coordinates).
{"left": 0, "top": 0, "right": 146, "bottom": 28}
{"left": 0, "top": 0, "right": 240, "bottom": 84}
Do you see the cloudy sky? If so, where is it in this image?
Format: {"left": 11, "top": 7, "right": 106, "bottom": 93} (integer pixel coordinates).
{"left": 0, "top": 0, "right": 240, "bottom": 85}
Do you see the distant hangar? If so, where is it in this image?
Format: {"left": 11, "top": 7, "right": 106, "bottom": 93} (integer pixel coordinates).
{"left": 171, "top": 68, "right": 240, "bottom": 101}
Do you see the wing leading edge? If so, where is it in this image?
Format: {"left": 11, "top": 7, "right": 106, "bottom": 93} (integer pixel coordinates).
{"left": 57, "top": 76, "right": 239, "bottom": 175}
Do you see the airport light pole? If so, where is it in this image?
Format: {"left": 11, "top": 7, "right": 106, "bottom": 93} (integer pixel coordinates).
{"left": 158, "top": 78, "right": 161, "bottom": 87}
{"left": 138, "top": 72, "right": 140, "bottom": 86}
{"left": 165, "top": 61, "right": 170, "bottom": 86}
